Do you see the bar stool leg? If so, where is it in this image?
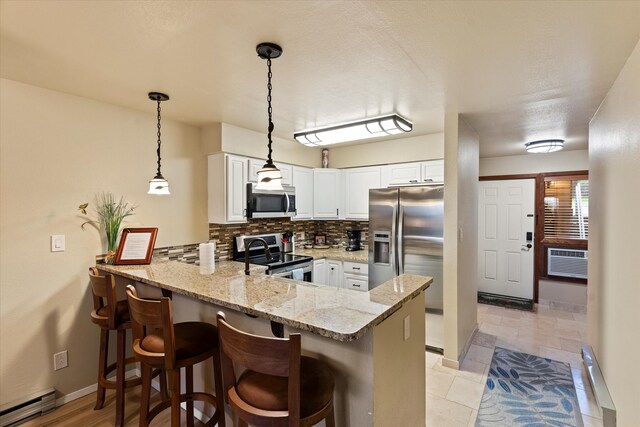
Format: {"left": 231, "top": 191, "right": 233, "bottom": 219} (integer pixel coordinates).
{"left": 139, "top": 364, "right": 153, "bottom": 427}
{"left": 186, "top": 365, "right": 194, "bottom": 427}
{"left": 169, "top": 369, "right": 181, "bottom": 427}
{"left": 115, "top": 328, "right": 126, "bottom": 427}
{"left": 212, "top": 350, "right": 226, "bottom": 427}
{"left": 95, "top": 328, "right": 109, "bottom": 410}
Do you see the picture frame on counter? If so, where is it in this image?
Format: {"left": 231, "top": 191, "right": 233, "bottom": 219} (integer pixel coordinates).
{"left": 314, "top": 234, "right": 326, "bottom": 246}
{"left": 114, "top": 227, "right": 158, "bottom": 265}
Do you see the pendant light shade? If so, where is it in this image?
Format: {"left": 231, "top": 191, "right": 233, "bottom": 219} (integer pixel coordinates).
{"left": 148, "top": 92, "right": 170, "bottom": 195}
{"left": 255, "top": 42, "right": 283, "bottom": 191}
{"left": 525, "top": 139, "right": 564, "bottom": 154}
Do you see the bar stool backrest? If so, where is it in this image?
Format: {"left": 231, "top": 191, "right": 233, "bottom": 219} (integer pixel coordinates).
{"left": 216, "top": 312, "right": 302, "bottom": 426}
{"left": 88, "top": 267, "right": 118, "bottom": 329}
{"left": 125, "top": 285, "right": 177, "bottom": 369}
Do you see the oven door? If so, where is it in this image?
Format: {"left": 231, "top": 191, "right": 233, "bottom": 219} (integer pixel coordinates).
{"left": 269, "top": 263, "right": 313, "bottom": 282}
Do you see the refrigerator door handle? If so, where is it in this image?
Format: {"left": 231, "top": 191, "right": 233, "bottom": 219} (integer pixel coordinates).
{"left": 397, "top": 204, "right": 404, "bottom": 275}
{"left": 391, "top": 199, "right": 398, "bottom": 276}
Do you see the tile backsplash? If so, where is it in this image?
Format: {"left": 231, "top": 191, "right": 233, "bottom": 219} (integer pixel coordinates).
{"left": 208, "top": 218, "right": 368, "bottom": 261}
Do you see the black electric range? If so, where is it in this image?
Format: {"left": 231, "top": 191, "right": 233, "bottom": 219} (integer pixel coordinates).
{"left": 233, "top": 233, "right": 313, "bottom": 280}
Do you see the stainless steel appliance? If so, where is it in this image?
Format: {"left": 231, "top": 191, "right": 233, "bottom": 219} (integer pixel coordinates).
{"left": 233, "top": 233, "right": 312, "bottom": 281}
{"left": 246, "top": 183, "right": 296, "bottom": 219}
{"left": 346, "top": 229, "right": 362, "bottom": 251}
{"left": 369, "top": 185, "right": 444, "bottom": 352}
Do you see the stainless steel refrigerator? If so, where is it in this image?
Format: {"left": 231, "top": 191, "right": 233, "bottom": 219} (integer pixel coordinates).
{"left": 369, "top": 185, "right": 444, "bottom": 352}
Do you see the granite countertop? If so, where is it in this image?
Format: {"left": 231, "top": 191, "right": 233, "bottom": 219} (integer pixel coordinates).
{"left": 98, "top": 260, "right": 431, "bottom": 342}
{"left": 292, "top": 247, "right": 368, "bottom": 263}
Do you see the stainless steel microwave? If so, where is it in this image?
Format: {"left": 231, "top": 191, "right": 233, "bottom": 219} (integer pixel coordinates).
{"left": 246, "top": 183, "right": 296, "bottom": 219}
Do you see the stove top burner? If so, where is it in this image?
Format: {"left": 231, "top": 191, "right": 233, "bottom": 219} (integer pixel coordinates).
{"left": 248, "top": 252, "right": 312, "bottom": 268}
{"left": 232, "top": 232, "right": 312, "bottom": 271}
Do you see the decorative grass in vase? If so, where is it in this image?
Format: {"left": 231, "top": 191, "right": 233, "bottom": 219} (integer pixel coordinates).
{"left": 79, "top": 192, "right": 135, "bottom": 264}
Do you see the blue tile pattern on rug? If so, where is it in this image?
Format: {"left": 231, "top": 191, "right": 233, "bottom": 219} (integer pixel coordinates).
{"left": 476, "top": 347, "right": 584, "bottom": 427}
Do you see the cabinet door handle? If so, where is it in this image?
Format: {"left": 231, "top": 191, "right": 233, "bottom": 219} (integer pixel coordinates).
{"left": 336, "top": 208, "right": 339, "bottom": 216}
{"left": 353, "top": 284, "right": 360, "bottom": 287}
{"left": 423, "top": 178, "right": 433, "bottom": 182}
{"left": 353, "top": 267, "right": 360, "bottom": 270}
{"left": 409, "top": 179, "right": 418, "bottom": 183}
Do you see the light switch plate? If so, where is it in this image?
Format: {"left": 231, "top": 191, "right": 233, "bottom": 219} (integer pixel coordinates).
{"left": 51, "top": 235, "right": 65, "bottom": 252}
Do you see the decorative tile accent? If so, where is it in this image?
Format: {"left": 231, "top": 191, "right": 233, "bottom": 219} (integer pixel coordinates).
{"left": 208, "top": 219, "right": 368, "bottom": 261}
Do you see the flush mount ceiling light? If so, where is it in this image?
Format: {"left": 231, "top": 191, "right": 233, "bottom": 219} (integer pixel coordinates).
{"left": 255, "top": 42, "right": 283, "bottom": 191}
{"left": 525, "top": 139, "right": 565, "bottom": 154}
{"left": 147, "top": 92, "right": 170, "bottom": 195}
{"left": 294, "top": 114, "right": 413, "bottom": 147}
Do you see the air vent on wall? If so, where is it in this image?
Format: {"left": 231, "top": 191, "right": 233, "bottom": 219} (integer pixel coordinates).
{"left": 548, "top": 248, "right": 588, "bottom": 279}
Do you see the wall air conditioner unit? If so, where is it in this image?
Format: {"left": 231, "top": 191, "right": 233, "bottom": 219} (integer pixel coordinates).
{"left": 548, "top": 248, "right": 588, "bottom": 279}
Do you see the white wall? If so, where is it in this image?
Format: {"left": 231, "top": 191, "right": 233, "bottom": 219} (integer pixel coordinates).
{"left": 587, "top": 40, "right": 640, "bottom": 426}
{"left": 328, "top": 132, "right": 444, "bottom": 168}
{"left": 479, "top": 149, "right": 588, "bottom": 176}
{"left": 201, "top": 122, "right": 322, "bottom": 168}
{"left": 443, "top": 114, "right": 479, "bottom": 365}
{"left": 0, "top": 79, "right": 208, "bottom": 405}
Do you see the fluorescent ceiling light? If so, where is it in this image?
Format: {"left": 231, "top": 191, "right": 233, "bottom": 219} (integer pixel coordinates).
{"left": 294, "top": 114, "right": 412, "bottom": 147}
{"left": 525, "top": 139, "right": 565, "bottom": 153}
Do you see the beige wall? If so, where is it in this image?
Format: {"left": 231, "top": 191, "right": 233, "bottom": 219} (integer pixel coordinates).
{"left": 201, "top": 122, "right": 322, "bottom": 168}
{"left": 328, "top": 132, "right": 444, "bottom": 168}
{"left": 587, "top": 41, "right": 640, "bottom": 425}
{"left": 479, "top": 149, "right": 588, "bottom": 176}
{"left": 0, "top": 79, "right": 208, "bottom": 405}
{"left": 443, "top": 114, "right": 479, "bottom": 364}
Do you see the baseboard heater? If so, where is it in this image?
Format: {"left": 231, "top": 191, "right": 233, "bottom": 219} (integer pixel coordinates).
{"left": 582, "top": 344, "right": 616, "bottom": 426}
{"left": 0, "top": 388, "right": 56, "bottom": 426}
{"left": 477, "top": 291, "right": 534, "bottom": 311}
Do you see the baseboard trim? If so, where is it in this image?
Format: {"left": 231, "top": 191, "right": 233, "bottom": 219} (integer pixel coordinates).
{"left": 443, "top": 323, "right": 478, "bottom": 370}
{"left": 582, "top": 344, "right": 616, "bottom": 427}
{"left": 55, "top": 368, "right": 138, "bottom": 407}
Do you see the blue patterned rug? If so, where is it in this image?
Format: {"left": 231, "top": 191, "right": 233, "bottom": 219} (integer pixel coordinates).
{"left": 476, "top": 347, "right": 583, "bottom": 427}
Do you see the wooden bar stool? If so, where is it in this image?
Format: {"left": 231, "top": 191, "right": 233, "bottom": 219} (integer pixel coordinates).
{"left": 88, "top": 267, "right": 142, "bottom": 427}
{"left": 216, "top": 311, "right": 335, "bottom": 427}
{"left": 125, "top": 285, "right": 225, "bottom": 427}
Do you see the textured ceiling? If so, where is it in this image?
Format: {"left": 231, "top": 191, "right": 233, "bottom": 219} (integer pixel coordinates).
{"left": 1, "top": 1, "right": 638, "bottom": 157}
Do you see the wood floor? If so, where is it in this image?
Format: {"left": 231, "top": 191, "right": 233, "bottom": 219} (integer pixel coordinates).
{"left": 21, "top": 387, "right": 205, "bottom": 427}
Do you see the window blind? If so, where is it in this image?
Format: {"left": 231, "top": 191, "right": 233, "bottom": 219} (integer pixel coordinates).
{"left": 543, "top": 179, "right": 589, "bottom": 240}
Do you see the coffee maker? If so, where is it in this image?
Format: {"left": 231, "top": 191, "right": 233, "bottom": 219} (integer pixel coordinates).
{"left": 346, "top": 230, "right": 362, "bottom": 251}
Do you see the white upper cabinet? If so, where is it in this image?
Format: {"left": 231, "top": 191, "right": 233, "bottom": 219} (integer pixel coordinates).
{"left": 383, "top": 160, "right": 444, "bottom": 186}
{"left": 208, "top": 153, "right": 247, "bottom": 224}
{"left": 421, "top": 159, "right": 444, "bottom": 183}
{"left": 344, "top": 166, "right": 381, "bottom": 219}
{"left": 292, "top": 166, "right": 314, "bottom": 219}
{"left": 385, "top": 163, "right": 422, "bottom": 185}
{"left": 313, "top": 169, "right": 341, "bottom": 219}
{"left": 247, "top": 158, "right": 292, "bottom": 185}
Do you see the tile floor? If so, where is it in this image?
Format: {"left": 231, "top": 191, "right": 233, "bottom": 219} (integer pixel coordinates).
{"left": 426, "top": 301, "right": 602, "bottom": 427}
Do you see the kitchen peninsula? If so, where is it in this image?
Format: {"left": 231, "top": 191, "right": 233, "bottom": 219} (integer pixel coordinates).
{"left": 98, "top": 259, "right": 431, "bottom": 426}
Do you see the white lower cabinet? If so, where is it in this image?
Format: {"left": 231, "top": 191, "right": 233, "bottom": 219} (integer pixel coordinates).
{"left": 313, "top": 259, "right": 327, "bottom": 285}
{"left": 342, "top": 261, "right": 369, "bottom": 291}
{"left": 326, "top": 260, "right": 343, "bottom": 288}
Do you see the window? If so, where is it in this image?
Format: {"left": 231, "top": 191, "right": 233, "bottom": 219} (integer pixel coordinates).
{"left": 543, "top": 176, "right": 589, "bottom": 241}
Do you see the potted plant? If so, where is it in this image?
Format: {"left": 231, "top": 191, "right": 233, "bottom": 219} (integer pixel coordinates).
{"left": 79, "top": 192, "right": 135, "bottom": 264}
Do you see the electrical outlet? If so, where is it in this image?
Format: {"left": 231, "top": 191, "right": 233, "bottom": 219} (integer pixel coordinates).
{"left": 53, "top": 350, "right": 68, "bottom": 370}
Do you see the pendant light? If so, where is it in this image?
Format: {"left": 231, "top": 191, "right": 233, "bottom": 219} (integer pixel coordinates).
{"left": 147, "top": 92, "right": 170, "bottom": 195}
{"left": 255, "top": 42, "right": 283, "bottom": 191}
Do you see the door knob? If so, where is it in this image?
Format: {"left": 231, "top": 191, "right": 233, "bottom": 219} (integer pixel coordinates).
{"left": 521, "top": 243, "right": 532, "bottom": 251}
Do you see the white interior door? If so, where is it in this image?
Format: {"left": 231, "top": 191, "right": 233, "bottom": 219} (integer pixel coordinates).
{"left": 478, "top": 179, "right": 535, "bottom": 300}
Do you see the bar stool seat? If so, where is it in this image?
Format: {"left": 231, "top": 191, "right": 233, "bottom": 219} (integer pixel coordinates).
{"left": 236, "top": 356, "right": 334, "bottom": 418}
{"left": 126, "top": 285, "right": 225, "bottom": 427}
{"left": 88, "top": 267, "right": 142, "bottom": 427}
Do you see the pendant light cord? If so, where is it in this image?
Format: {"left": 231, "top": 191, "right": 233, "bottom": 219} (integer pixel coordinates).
{"left": 266, "top": 56, "right": 274, "bottom": 165}
{"left": 156, "top": 99, "right": 163, "bottom": 178}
